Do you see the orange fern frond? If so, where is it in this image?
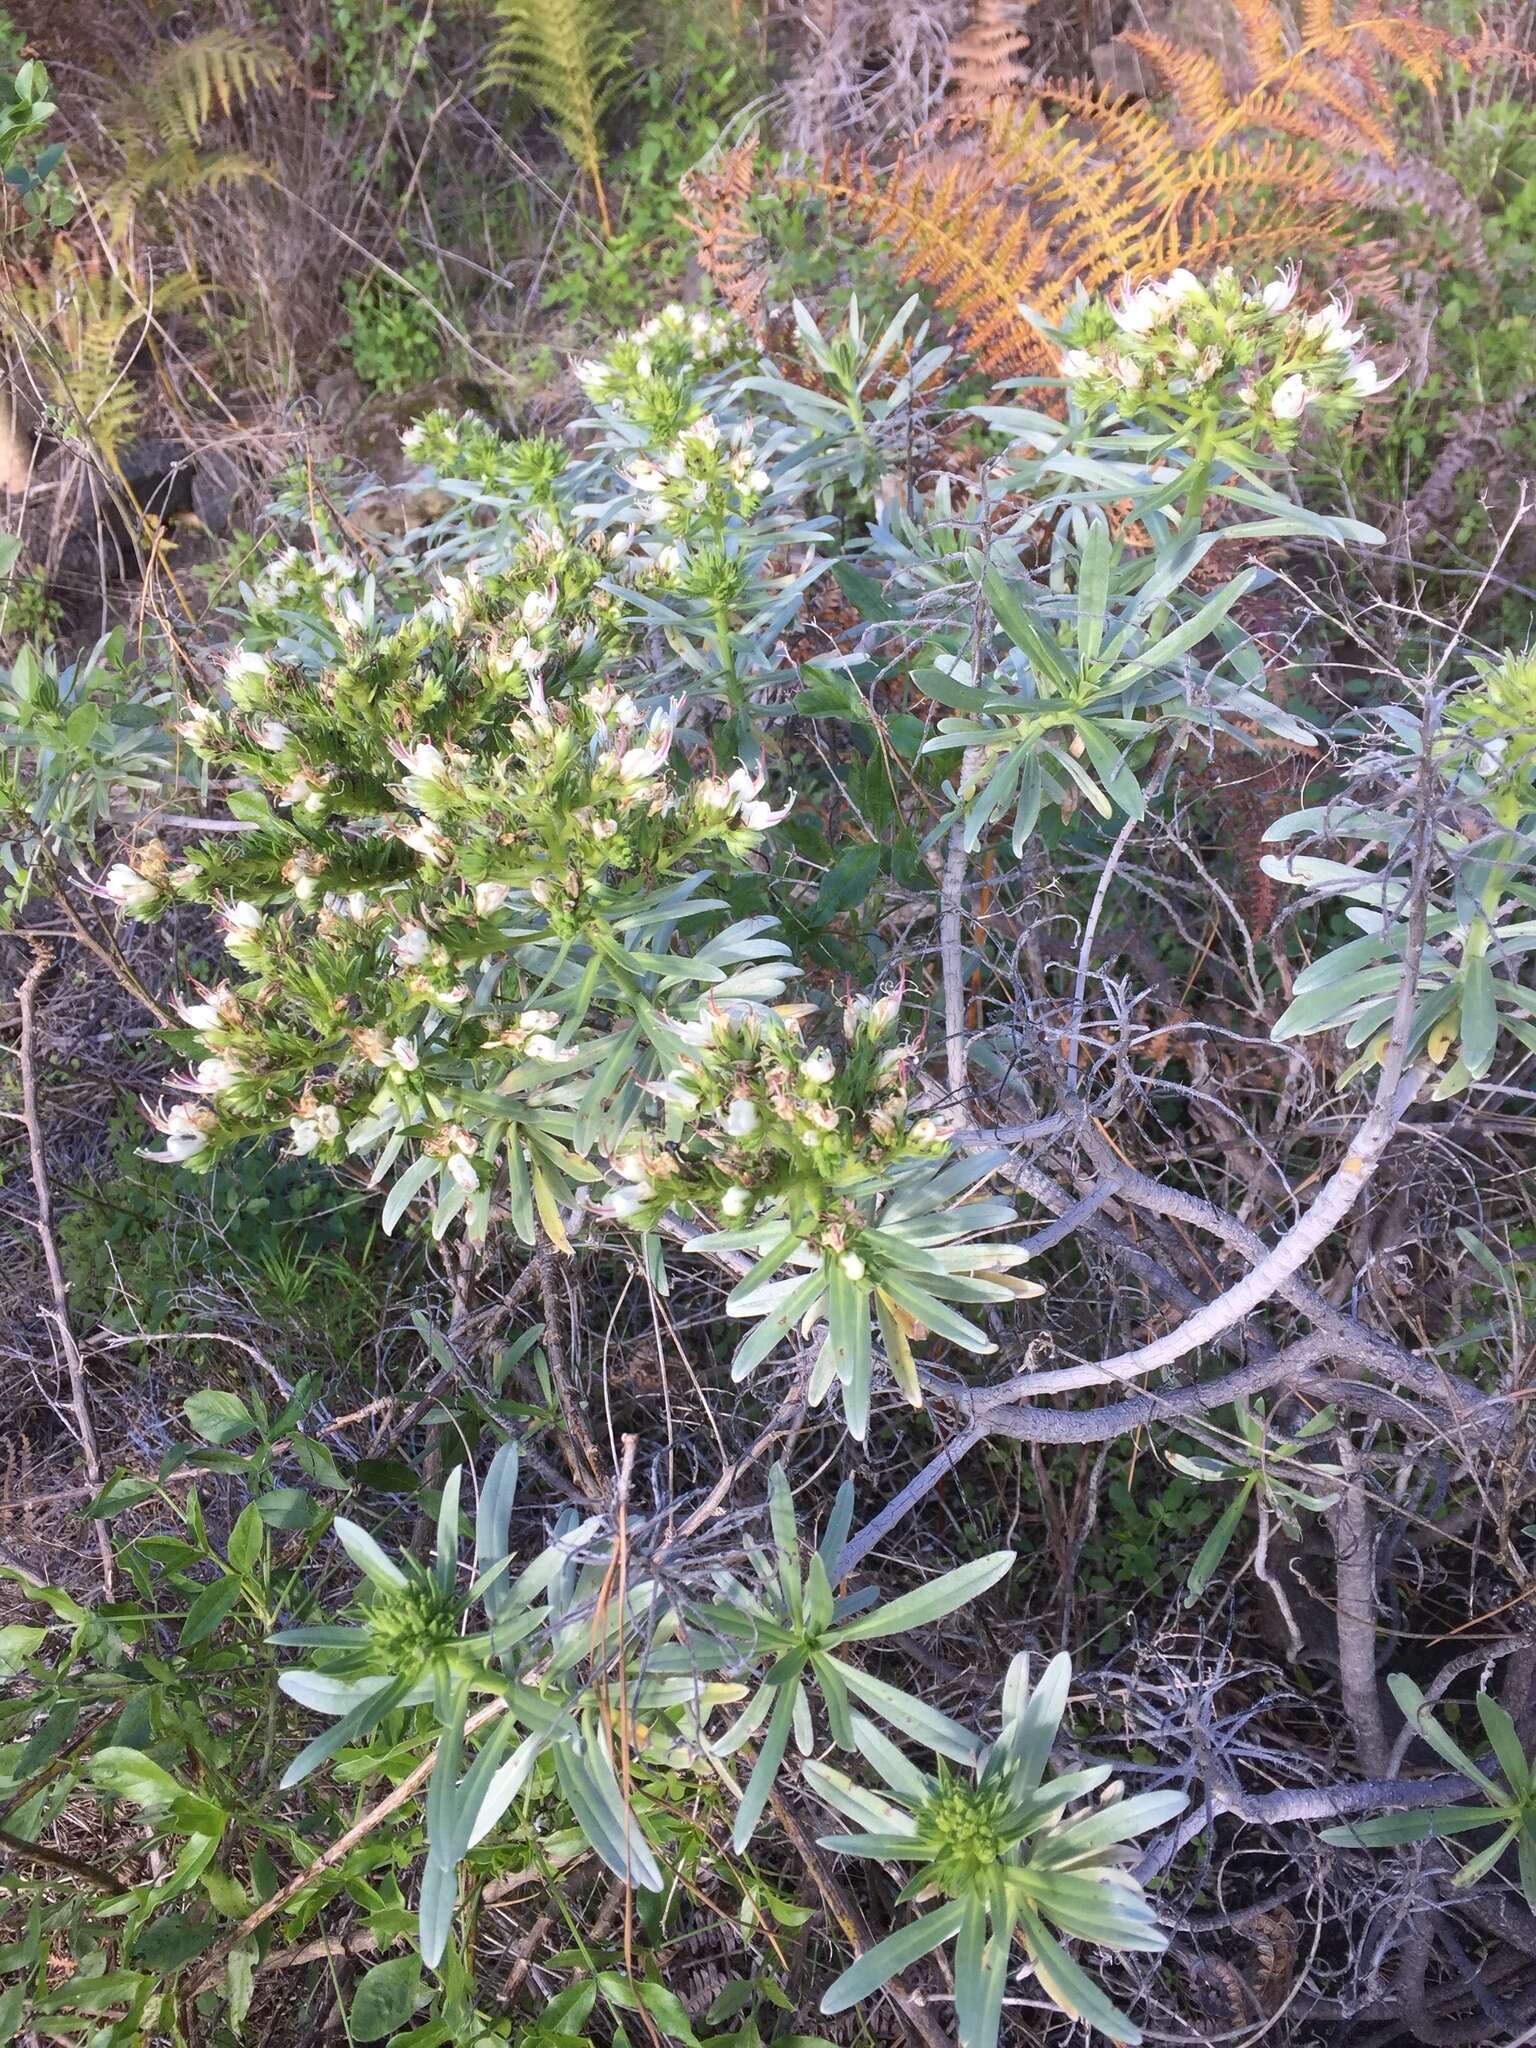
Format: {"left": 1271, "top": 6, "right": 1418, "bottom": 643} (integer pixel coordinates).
{"left": 1117, "top": 35, "right": 1233, "bottom": 142}
{"left": 761, "top": 0, "right": 1493, "bottom": 378}
{"left": 1229, "top": 0, "right": 1293, "bottom": 76}
{"left": 678, "top": 140, "right": 769, "bottom": 340}
{"left": 817, "top": 150, "right": 1067, "bottom": 375}
{"left": 949, "top": 0, "right": 1036, "bottom": 122}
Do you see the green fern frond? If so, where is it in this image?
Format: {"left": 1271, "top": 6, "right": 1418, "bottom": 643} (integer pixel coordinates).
{"left": 482, "top": 0, "right": 630, "bottom": 233}
{"left": 7, "top": 243, "right": 203, "bottom": 470}
{"left": 98, "top": 29, "right": 287, "bottom": 234}
{"left": 135, "top": 30, "right": 290, "bottom": 150}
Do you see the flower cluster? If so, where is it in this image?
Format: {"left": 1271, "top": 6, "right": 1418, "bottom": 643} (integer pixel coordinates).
{"left": 574, "top": 302, "right": 744, "bottom": 438}
{"left": 1058, "top": 265, "right": 1397, "bottom": 451}
{"left": 623, "top": 412, "right": 776, "bottom": 542}
{"left": 240, "top": 546, "right": 367, "bottom": 646}
{"left": 611, "top": 991, "right": 942, "bottom": 1236}
{"left": 402, "top": 409, "right": 570, "bottom": 502}
{"left": 1441, "top": 647, "right": 1536, "bottom": 821}
{"left": 123, "top": 528, "right": 796, "bottom": 1236}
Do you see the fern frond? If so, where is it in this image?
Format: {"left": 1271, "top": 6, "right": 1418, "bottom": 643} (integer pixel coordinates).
{"left": 3, "top": 242, "right": 186, "bottom": 468}
{"left": 679, "top": 141, "right": 770, "bottom": 339}
{"left": 101, "top": 145, "right": 267, "bottom": 240}
{"left": 948, "top": 0, "right": 1036, "bottom": 122}
{"left": 1118, "top": 35, "right": 1232, "bottom": 142}
{"left": 817, "top": 151, "right": 1066, "bottom": 376}
{"left": 134, "top": 31, "right": 289, "bottom": 150}
{"left": 1229, "top": 0, "right": 1292, "bottom": 76}
{"left": 482, "top": 0, "right": 630, "bottom": 233}
{"left": 789, "top": 0, "right": 1490, "bottom": 376}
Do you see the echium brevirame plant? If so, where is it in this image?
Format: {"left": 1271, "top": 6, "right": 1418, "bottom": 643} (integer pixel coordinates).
{"left": 804, "top": 1653, "right": 1185, "bottom": 2047}
{"left": 1322, "top": 1672, "right": 1536, "bottom": 1910}
{"left": 1167, "top": 1395, "right": 1343, "bottom": 1605}
{"left": 120, "top": 565, "right": 795, "bottom": 1244}
{"left": 1263, "top": 646, "right": 1536, "bottom": 1098}
{"left": 573, "top": 302, "right": 833, "bottom": 749}
{"left": 700, "top": 1463, "right": 1015, "bottom": 1850}
{"left": 609, "top": 989, "right": 1042, "bottom": 1439}
{"left": 274, "top": 1444, "right": 1017, "bottom": 1973}
{"left": 2, "top": 630, "right": 175, "bottom": 916}
{"left": 887, "top": 267, "right": 1391, "bottom": 866}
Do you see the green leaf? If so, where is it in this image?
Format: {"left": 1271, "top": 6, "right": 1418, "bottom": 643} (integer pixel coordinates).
{"left": 1386, "top": 1673, "right": 1503, "bottom": 1798}
{"left": 1476, "top": 1694, "right": 1530, "bottom": 1794}
{"left": 183, "top": 1390, "right": 256, "bottom": 1446}
{"left": 820, "top": 1900, "right": 967, "bottom": 2014}
{"left": 1182, "top": 1476, "right": 1255, "bottom": 1605}
{"left": 831, "top": 1551, "right": 1012, "bottom": 1644}
{"left": 636, "top": 1981, "right": 700, "bottom": 2044}
{"left": 1459, "top": 953, "right": 1498, "bottom": 1078}
{"left": 1017, "top": 1903, "right": 1143, "bottom": 2044}
{"left": 0, "top": 1624, "right": 48, "bottom": 1674}
{"left": 349, "top": 1954, "right": 422, "bottom": 2042}
{"left": 180, "top": 1574, "right": 243, "bottom": 1647}
{"left": 733, "top": 1666, "right": 801, "bottom": 1853}
{"left": 817, "top": 843, "right": 881, "bottom": 919}
{"left": 226, "top": 1502, "right": 264, "bottom": 1575}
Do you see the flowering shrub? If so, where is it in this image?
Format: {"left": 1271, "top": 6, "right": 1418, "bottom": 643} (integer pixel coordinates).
{"left": 619, "top": 994, "right": 1039, "bottom": 1438}
{"left": 1057, "top": 264, "right": 1397, "bottom": 453}
{"left": 1265, "top": 644, "right": 1536, "bottom": 1094}
{"left": 53, "top": 265, "right": 1502, "bottom": 2048}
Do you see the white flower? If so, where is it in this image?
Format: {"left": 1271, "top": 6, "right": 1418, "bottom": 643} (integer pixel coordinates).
{"left": 521, "top": 586, "right": 555, "bottom": 631}
{"left": 509, "top": 635, "right": 547, "bottom": 673}
{"left": 287, "top": 1111, "right": 335, "bottom": 1157}
{"left": 223, "top": 648, "right": 269, "bottom": 692}
{"left": 224, "top": 900, "right": 263, "bottom": 933}
{"left": 191, "top": 1056, "right": 239, "bottom": 1095}
{"left": 747, "top": 469, "right": 770, "bottom": 494}
{"left": 800, "top": 1048, "right": 836, "bottom": 1087}
{"left": 839, "top": 1252, "right": 866, "bottom": 1281}
{"left": 1258, "top": 265, "right": 1299, "bottom": 314}
{"left": 255, "top": 718, "right": 291, "bottom": 751}
{"left": 1346, "top": 358, "right": 1397, "bottom": 396}
{"left": 694, "top": 775, "right": 734, "bottom": 815}
{"left": 1304, "top": 298, "right": 1357, "bottom": 349}
{"left": 401, "top": 824, "right": 448, "bottom": 862}
{"left": 104, "top": 863, "right": 160, "bottom": 915}
{"left": 607, "top": 527, "right": 634, "bottom": 558}
{"left": 844, "top": 990, "right": 901, "bottom": 1040}
{"left": 1271, "top": 374, "right": 1310, "bottom": 421}
{"left": 141, "top": 1100, "right": 211, "bottom": 1163}
{"left": 618, "top": 744, "right": 668, "bottom": 783}
{"left": 1163, "top": 268, "right": 1202, "bottom": 305}
{"left": 1114, "top": 355, "right": 1143, "bottom": 390}
{"left": 401, "top": 739, "right": 446, "bottom": 780}
{"left": 612, "top": 1149, "right": 652, "bottom": 1184}
{"left": 176, "top": 989, "right": 231, "bottom": 1032}
{"left": 524, "top": 1033, "right": 575, "bottom": 1062}
{"left": 447, "top": 1152, "right": 480, "bottom": 1193}
{"left": 520, "top": 1009, "right": 562, "bottom": 1032}
{"left": 393, "top": 924, "right": 431, "bottom": 966}
{"left": 607, "top": 1182, "right": 649, "bottom": 1219}
{"left": 690, "top": 414, "right": 720, "bottom": 450}
{"left": 391, "top": 1036, "right": 420, "bottom": 1071}
{"left": 474, "top": 880, "right": 512, "bottom": 916}
{"left": 653, "top": 545, "right": 681, "bottom": 578}
{"left": 723, "top": 1098, "right": 759, "bottom": 1138}
{"left": 1059, "top": 347, "right": 1098, "bottom": 381}
{"left": 720, "top": 1185, "right": 750, "bottom": 1218}
{"left": 1112, "top": 281, "right": 1166, "bottom": 334}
